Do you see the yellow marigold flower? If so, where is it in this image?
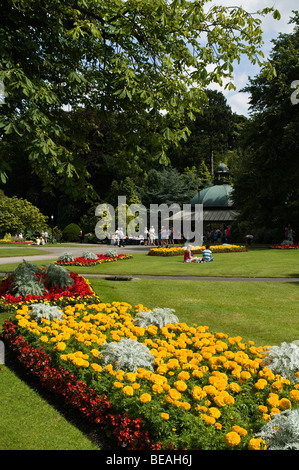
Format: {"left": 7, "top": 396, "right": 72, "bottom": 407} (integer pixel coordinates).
{"left": 232, "top": 425, "right": 247, "bottom": 436}
{"left": 132, "top": 383, "right": 140, "bottom": 390}
{"left": 267, "top": 393, "right": 280, "bottom": 408}
{"left": 40, "top": 336, "right": 48, "bottom": 342}
{"left": 254, "top": 379, "right": 268, "bottom": 390}
{"left": 248, "top": 438, "right": 267, "bottom": 450}
{"left": 174, "top": 380, "right": 188, "bottom": 392}
{"left": 54, "top": 341, "right": 66, "bottom": 352}
{"left": 214, "top": 391, "right": 235, "bottom": 407}
{"left": 258, "top": 405, "right": 268, "bottom": 413}
{"left": 168, "top": 388, "right": 182, "bottom": 401}
{"left": 201, "top": 414, "right": 215, "bottom": 425}
{"left": 161, "top": 413, "right": 169, "bottom": 420}
{"left": 203, "top": 385, "right": 219, "bottom": 397}
{"left": 215, "top": 422, "right": 222, "bottom": 430}
{"left": 270, "top": 380, "right": 284, "bottom": 392}
{"left": 191, "top": 386, "right": 207, "bottom": 401}
{"left": 114, "top": 381, "right": 124, "bottom": 389}
{"left": 125, "top": 372, "right": 137, "bottom": 382}
{"left": 279, "top": 398, "right": 291, "bottom": 410}
{"left": 181, "top": 402, "right": 191, "bottom": 411}
{"left": 270, "top": 408, "right": 280, "bottom": 416}
{"left": 259, "top": 368, "right": 275, "bottom": 381}
{"left": 90, "top": 363, "right": 102, "bottom": 372}
{"left": 152, "top": 384, "right": 164, "bottom": 394}
{"left": 290, "top": 389, "right": 299, "bottom": 402}
{"left": 227, "top": 382, "right": 241, "bottom": 393}
{"left": 209, "top": 407, "right": 221, "bottom": 419}
{"left": 225, "top": 431, "right": 241, "bottom": 448}
{"left": 192, "top": 370, "right": 203, "bottom": 379}
{"left": 140, "top": 393, "right": 151, "bottom": 403}
{"left": 177, "top": 371, "right": 190, "bottom": 381}
{"left": 122, "top": 386, "right": 134, "bottom": 396}
{"left": 239, "top": 371, "right": 251, "bottom": 383}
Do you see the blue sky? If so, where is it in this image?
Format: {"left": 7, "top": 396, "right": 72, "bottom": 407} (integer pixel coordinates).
{"left": 209, "top": 0, "right": 298, "bottom": 116}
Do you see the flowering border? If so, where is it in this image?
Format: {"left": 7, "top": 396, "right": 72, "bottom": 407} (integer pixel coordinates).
{"left": 271, "top": 244, "right": 299, "bottom": 250}
{"left": 55, "top": 254, "right": 132, "bottom": 266}
{"left": 0, "top": 270, "right": 99, "bottom": 310}
{"left": 1, "top": 319, "right": 152, "bottom": 450}
{"left": 148, "top": 245, "right": 247, "bottom": 257}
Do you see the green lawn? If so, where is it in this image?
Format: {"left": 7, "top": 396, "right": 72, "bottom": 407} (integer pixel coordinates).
{"left": 0, "top": 248, "right": 298, "bottom": 278}
{"left": 0, "top": 247, "right": 51, "bottom": 257}
{"left": 0, "top": 366, "right": 99, "bottom": 450}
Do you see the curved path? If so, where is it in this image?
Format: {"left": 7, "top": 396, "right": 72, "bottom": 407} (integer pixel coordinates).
{"left": 0, "top": 243, "right": 298, "bottom": 282}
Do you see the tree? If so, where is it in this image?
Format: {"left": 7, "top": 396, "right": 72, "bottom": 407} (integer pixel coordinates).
{"left": 168, "top": 89, "right": 239, "bottom": 175}
{"left": 0, "top": 193, "right": 48, "bottom": 237}
{"left": 0, "top": 0, "right": 280, "bottom": 200}
{"left": 232, "top": 12, "right": 299, "bottom": 242}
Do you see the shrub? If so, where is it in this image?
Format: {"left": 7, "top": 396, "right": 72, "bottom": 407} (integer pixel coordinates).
{"left": 62, "top": 223, "right": 81, "bottom": 242}
{"left": 134, "top": 307, "right": 179, "bottom": 329}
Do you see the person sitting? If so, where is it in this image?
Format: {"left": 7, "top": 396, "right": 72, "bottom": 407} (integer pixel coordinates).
{"left": 184, "top": 246, "right": 200, "bottom": 263}
{"left": 201, "top": 245, "right": 214, "bottom": 262}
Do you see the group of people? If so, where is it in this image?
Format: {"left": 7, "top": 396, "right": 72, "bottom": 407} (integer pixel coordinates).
{"left": 205, "top": 226, "right": 231, "bottom": 244}
{"left": 184, "top": 245, "right": 214, "bottom": 263}
{"left": 35, "top": 230, "right": 49, "bottom": 245}
{"left": 144, "top": 226, "right": 181, "bottom": 246}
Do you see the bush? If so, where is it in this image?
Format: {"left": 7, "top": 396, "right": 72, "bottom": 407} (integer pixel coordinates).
{"left": 62, "top": 223, "right": 82, "bottom": 242}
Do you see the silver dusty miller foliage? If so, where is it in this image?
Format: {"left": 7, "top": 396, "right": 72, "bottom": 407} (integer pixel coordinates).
{"left": 29, "top": 303, "right": 64, "bottom": 322}
{"left": 262, "top": 341, "right": 299, "bottom": 383}
{"left": 257, "top": 409, "right": 299, "bottom": 450}
{"left": 100, "top": 338, "right": 155, "bottom": 372}
{"left": 133, "top": 307, "right": 179, "bottom": 329}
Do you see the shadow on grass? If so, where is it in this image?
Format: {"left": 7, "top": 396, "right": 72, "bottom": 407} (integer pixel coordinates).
{"left": 3, "top": 348, "right": 116, "bottom": 451}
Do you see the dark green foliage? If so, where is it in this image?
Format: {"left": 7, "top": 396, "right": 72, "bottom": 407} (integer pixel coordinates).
{"left": 232, "top": 13, "right": 299, "bottom": 242}
{"left": 62, "top": 223, "right": 82, "bottom": 242}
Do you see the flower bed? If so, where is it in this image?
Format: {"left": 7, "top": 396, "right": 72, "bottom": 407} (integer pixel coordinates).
{"left": 0, "top": 268, "right": 98, "bottom": 310}
{"left": 148, "top": 244, "right": 247, "bottom": 257}
{"left": 271, "top": 244, "right": 299, "bottom": 250}
{"left": 2, "top": 300, "right": 299, "bottom": 450}
{"left": 55, "top": 253, "right": 132, "bottom": 266}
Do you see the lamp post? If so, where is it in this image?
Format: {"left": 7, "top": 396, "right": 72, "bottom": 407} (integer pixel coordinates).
{"left": 51, "top": 215, "right": 54, "bottom": 243}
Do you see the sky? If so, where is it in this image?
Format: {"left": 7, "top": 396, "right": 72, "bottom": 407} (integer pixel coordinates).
{"left": 208, "top": 0, "right": 298, "bottom": 116}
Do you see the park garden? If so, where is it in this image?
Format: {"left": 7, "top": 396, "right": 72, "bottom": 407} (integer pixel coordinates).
{"left": 1, "top": 0, "right": 299, "bottom": 454}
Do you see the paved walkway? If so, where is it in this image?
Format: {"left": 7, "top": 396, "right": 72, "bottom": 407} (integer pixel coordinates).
{"left": 0, "top": 244, "right": 298, "bottom": 282}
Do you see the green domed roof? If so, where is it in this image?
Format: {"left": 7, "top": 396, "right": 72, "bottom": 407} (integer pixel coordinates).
{"left": 190, "top": 184, "right": 233, "bottom": 208}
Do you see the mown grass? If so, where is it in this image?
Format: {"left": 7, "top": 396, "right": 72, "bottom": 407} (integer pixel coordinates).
{"left": 0, "top": 247, "right": 51, "bottom": 257}
{"left": 0, "top": 248, "right": 298, "bottom": 278}
{"left": 0, "top": 365, "right": 100, "bottom": 450}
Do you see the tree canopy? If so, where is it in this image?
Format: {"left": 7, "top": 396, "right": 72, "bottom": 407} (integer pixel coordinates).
{"left": 232, "top": 12, "right": 299, "bottom": 242}
{"left": 1, "top": 0, "right": 280, "bottom": 201}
